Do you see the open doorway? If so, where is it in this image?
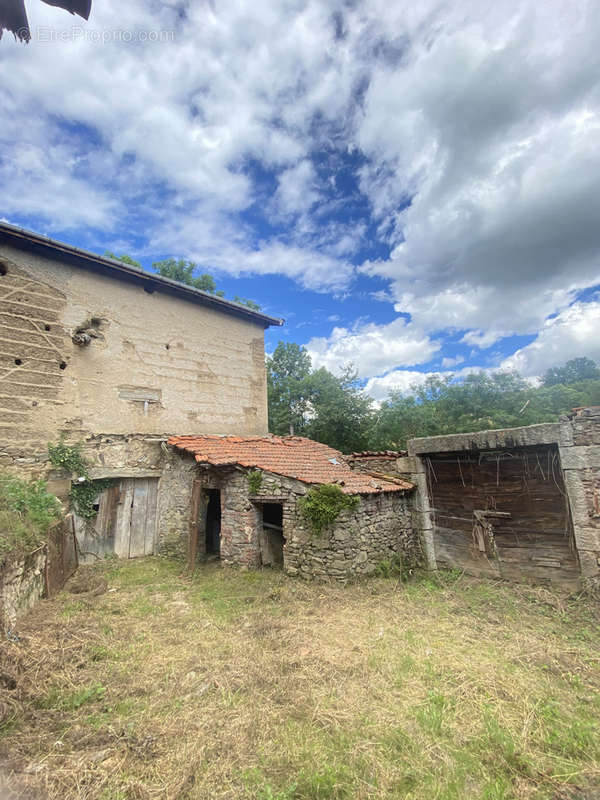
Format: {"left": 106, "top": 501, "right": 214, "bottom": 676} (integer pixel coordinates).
{"left": 205, "top": 489, "right": 221, "bottom": 557}
{"left": 259, "top": 502, "right": 284, "bottom": 567}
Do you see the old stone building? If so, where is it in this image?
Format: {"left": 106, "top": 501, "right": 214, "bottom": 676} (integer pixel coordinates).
{"left": 168, "top": 434, "right": 417, "bottom": 581}
{"left": 0, "top": 222, "right": 282, "bottom": 560}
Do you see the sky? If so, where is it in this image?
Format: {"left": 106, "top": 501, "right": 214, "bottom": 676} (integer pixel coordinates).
{"left": 1, "top": 0, "right": 599, "bottom": 401}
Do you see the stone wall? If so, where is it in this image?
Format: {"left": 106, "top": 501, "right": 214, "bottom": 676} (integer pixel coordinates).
{"left": 284, "top": 489, "right": 418, "bottom": 581}
{"left": 0, "top": 547, "right": 46, "bottom": 632}
{"left": 187, "top": 464, "right": 419, "bottom": 581}
{"left": 559, "top": 407, "right": 600, "bottom": 585}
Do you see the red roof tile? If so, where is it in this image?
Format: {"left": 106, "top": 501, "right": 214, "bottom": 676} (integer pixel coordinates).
{"left": 168, "top": 435, "right": 413, "bottom": 495}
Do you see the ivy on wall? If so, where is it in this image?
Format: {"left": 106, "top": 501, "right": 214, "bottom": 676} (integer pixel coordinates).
{"left": 48, "top": 438, "right": 113, "bottom": 519}
{"left": 298, "top": 484, "right": 360, "bottom": 535}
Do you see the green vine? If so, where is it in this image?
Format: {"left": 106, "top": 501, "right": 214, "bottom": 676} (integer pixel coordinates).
{"left": 48, "top": 437, "right": 113, "bottom": 519}
{"left": 47, "top": 438, "right": 88, "bottom": 475}
{"left": 247, "top": 470, "right": 263, "bottom": 495}
{"left": 298, "top": 484, "right": 360, "bottom": 535}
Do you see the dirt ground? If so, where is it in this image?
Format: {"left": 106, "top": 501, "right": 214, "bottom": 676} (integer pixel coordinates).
{"left": 1, "top": 559, "right": 599, "bottom": 800}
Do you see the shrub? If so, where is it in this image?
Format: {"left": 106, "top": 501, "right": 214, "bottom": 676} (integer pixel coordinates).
{"left": 298, "top": 484, "right": 360, "bottom": 535}
{"left": 247, "top": 470, "right": 263, "bottom": 495}
{"left": 0, "top": 472, "right": 62, "bottom": 559}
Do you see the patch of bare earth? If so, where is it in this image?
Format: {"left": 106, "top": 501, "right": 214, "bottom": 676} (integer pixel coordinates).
{"left": 1, "top": 559, "right": 599, "bottom": 800}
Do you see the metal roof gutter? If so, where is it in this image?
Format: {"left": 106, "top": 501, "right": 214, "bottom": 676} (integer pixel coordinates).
{"left": 0, "top": 222, "right": 284, "bottom": 329}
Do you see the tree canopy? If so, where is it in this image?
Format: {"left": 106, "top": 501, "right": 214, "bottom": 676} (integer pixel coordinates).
{"left": 268, "top": 348, "right": 600, "bottom": 453}
{"left": 103, "top": 252, "right": 260, "bottom": 309}
{"left": 266, "top": 342, "right": 373, "bottom": 453}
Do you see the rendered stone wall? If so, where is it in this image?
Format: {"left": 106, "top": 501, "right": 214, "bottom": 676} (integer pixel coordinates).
{"left": 0, "top": 244, "right": 270, "bottom": 477}
{"left": 0, "top": 547, "right": 46, "bottom": 632}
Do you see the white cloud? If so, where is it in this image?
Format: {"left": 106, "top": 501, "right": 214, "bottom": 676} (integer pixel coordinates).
{"left": 0, "top": 0, "right": 598, "bottom": 353}
{"left": 365, "top": 370, "right": 437, "bottom": 402}
{"left": 500, "top": 300, "right": 600, "bottom": 377}
{"left": 273, "top": 160, "right": 320, "bottom": 217}
{"left": 356, "top": 0, "right": 600, "bottom": 340}
{"left": 306, "top": 317, "right": 440, "bottom": 378}
{"left": 441, "top": 355, "right": 465, "bottom": 368}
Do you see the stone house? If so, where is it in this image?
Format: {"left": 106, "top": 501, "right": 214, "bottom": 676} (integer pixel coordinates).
{"left": 0, "top": 222, "right": 282, "bottom": 561}
{"left": 167, "top": 434, "right": 417, "bottom": 581}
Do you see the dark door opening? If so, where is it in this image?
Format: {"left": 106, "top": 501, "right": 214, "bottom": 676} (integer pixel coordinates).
{"left": 205, "top": 489, "right": 221, "bottom": 556}
{"left": 260, "top": 502, "right": 284, "bottom": 567}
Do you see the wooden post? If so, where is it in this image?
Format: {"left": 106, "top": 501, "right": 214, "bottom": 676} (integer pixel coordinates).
{"left": 187, "top": 479, "right": 203, "bottom": 573}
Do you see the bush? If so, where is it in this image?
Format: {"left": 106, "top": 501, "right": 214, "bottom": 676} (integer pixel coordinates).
{"left": 298, "top": 484, "right": 360, "bottom": 535}
{"left": 0, "top": 472, "right": 62, "bottom": 559}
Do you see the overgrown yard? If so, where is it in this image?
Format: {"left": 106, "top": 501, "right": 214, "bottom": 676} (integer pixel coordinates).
{"left": 1, "top": 560, "right": 599, "bottom": 800}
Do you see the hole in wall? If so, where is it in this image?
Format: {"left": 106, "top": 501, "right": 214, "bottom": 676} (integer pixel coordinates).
{"left": 143, "top": 284, "right": 155, "bottom": 294}
{"left": 44, "top": 324, "right": 51, "bottom": 331}
{"left": 59, "top": 361, "right": 67, "bottom": 370}
{"left": 0, "top": 263, "right": 7, "bottom": 276}
{"left": 14, "top": 358, "right": 22, "bottom": 366}
{"left": 165, "top": 344, "right": 170, "bottom": 350}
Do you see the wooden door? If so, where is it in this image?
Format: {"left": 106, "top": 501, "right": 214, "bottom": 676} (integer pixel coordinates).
{"left": 74, "top": 478, "right": 158, "bottom": 562}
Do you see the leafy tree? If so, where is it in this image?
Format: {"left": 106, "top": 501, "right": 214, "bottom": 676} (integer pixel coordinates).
{"left": 371, "top": 363, "right": 600, "bottom": 450}
{"left": 104, "top": 252, "right": 261, "bottom": 309}
{"left": 104, "top": 251, "right": 142, "bottom": 268}
{"left": 152, "top": 258, "right": 224, "bottom": 296}
{"left": 233, "top": 295, "right": 262, "bottom": 311}
{"left": 542, "top": 357, "right": 600, "bottom": 386}
{"left": 266, "top": 342, "right": 374, "bottom": 452}
{"left": 307, "top": 366, "right": 373, "bottom": 453}
{"left": 267, "top": 342, "right": 312, "bottom": 436}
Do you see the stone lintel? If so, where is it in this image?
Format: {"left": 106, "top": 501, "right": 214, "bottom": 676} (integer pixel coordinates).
{"left": 408, "top": 423, "right": 561, "bottom": 456}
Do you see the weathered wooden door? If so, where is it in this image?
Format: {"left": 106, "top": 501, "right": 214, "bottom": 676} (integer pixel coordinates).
{"left": 74, "top": 478, "right": 158, "bottom": 563}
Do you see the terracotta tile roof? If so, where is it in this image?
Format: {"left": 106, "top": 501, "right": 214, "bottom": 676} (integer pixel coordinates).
{"left": 168, "top": 435, "right": 413, "bottom": 495}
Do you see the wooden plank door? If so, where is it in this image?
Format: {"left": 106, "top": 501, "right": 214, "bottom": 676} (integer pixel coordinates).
{"left": 127, "top": 478, "right": 159, "bottom": 558}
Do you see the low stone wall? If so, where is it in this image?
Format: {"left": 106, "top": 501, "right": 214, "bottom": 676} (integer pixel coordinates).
{"left": 0, "top": 547, "right": 46, "bottom": 632}
{"left": 284, "top": 490, "right": 418, "bottom": 581}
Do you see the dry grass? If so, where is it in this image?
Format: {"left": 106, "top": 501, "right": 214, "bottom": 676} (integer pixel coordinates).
{"left": 1, "top": 559, "right": 599, "bottom": 800}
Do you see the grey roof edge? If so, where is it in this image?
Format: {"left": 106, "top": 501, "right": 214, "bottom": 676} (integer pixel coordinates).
{"left": 407, "top": 422, "right": 562, "bottom": 456}
{"left": 0, "top": 221, "right": 284, "bottom": 328}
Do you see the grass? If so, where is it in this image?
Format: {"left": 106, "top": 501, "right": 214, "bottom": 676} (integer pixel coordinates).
{"left": 1, "top": 558, "right": 599, "bottom": 799}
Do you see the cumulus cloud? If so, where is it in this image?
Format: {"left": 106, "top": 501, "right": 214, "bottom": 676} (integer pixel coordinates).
{"left": 306, "top": 317, "right": 440, "bottom": 378}
{"left": 0, "top": 0, "right": 598, "bottom": 361}
{"left": 356, "top": 0, "right": 600, "bottom": 340}
{"left": 500, "top": 301, "right": 600, "bottom": 377}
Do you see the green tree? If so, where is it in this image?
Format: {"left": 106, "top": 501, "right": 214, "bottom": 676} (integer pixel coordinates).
{"left": 151, "top": 258, "right": 224, "bottom": 295}
{"left": 306, "top": 366, "right": 373, "bottom": 453}
{"left": 233, "top": 295, "right": 262, "bottom": 311}
{"left": 542, "top": 357, "right": 600, "bottom": 386}
{"left": 267, "top": 342, "right": 374, "bottom": 452}
{"left": 267, "top": 342, "right": 313, "bottom": 436}
{"left": 104, "top": 251, "right": 142, "bottom": 268}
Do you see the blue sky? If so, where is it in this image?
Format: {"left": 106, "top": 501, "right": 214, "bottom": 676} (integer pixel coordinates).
{"left": 1, "top": 0, "right": 599, "bottom": 400}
